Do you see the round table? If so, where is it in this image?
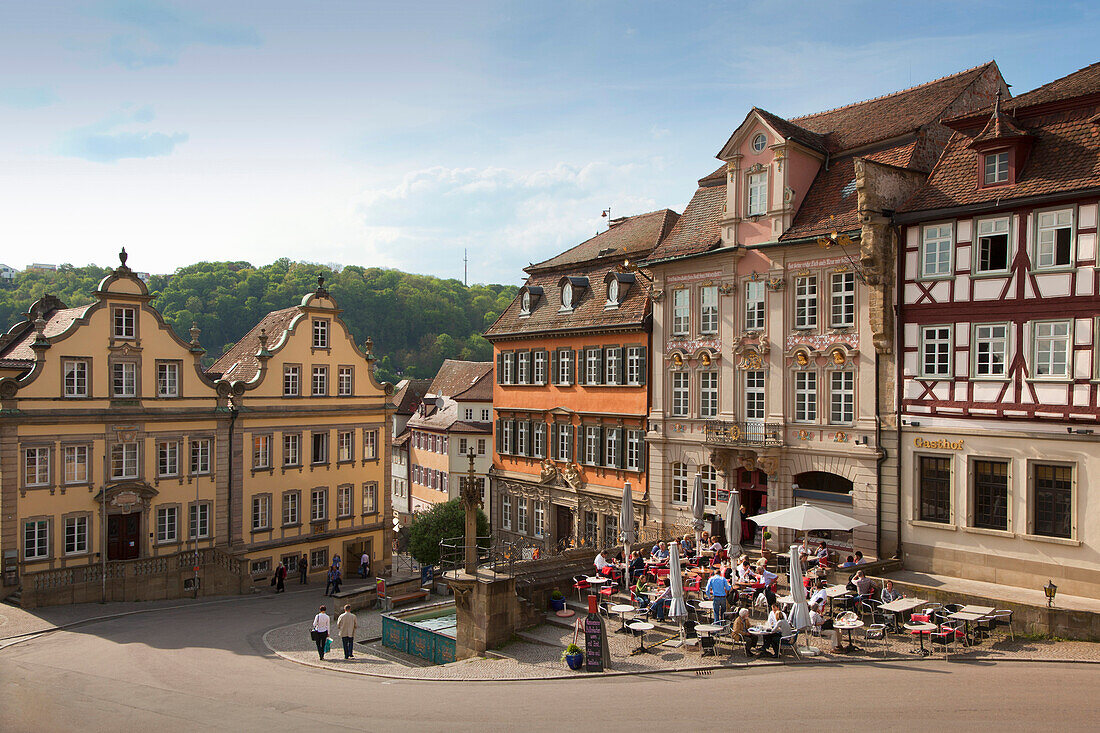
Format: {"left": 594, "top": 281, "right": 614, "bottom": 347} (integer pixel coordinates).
{"left": 610, "top": 604, "right": 636, "bottom": 633}
{"left": 586, "top": 576, "right": 608, "bottom": 586}
{"left": 833, "top": 618, "right": 864, "bottom": 652}
{"left": 695, "top": 623, "right": 723, "bottom": 656}
{"left": 628, "top": 621, "right": 655, "bottom": 654}
{"left": 904, "top": 622, "right": 937, "bottom": 656}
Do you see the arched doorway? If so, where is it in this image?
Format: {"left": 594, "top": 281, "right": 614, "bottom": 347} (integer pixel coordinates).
{"left": 735, "top": 467, "right": 768, "bottom": 544}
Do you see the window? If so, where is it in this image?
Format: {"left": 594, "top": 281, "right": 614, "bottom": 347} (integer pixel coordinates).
{"left": 561, "top": 281, "right": 574, "bottom": 310}
{"left": 1033, "top": 463, "right": 1072, "bottom": 538}
{"left": 556, "top": 349, "right": 573, "bottom": 385}
{"left": 604, "top": 428, "right": 620, "bottom": 468}
{"left": 157, "top": 362, "right": 179, "bottom": 397}
{"left": 157, "top": 506, "right": 178, "bottom": 543}
{"left": 481, "top": 409, "right": 490, "bottom": 422}
{"left": 517, "top": 351, "right": 531, "bottom": 384}
{"left": 112, "top": 362, "right": 136, "bottom": 397}
{"left": 310, "top": 489, "right": 327, "bottom": 522}
{"left": 532, "top": 424, "right": 545, "bottom": 459}
{"left": 520, "top": 290, "right": 531, "bottom": 314}
{"left": 310, "top": 548, "right": 328, "bottom": 569}
{"left": 583, "top": 426, "right": 600, "bottom": 465}
{"left": 585, "top": 348, "right": 602, "bottom": 384}
{"left": 794, "top": 371, "right": 817, "bottom": 422}
{"left": 701, "top": 465, "right": 718, "bottom": 507}
{"left": 976, "top": 217, "right": 1010, "bottom": 273}
{"left": 744, "top": 370, "right": 764, "bottom": 420}
{"left": 312, "top": 432, "right": 328, "bottom": 464}
{"left": 364, "top": 429, "right": 378, "bottom": 460}
{"left": 459, "top": 437, "right": 468, "bottom": 455}
{"left": 24, "top": 520, "right": 48, "bottom": 559}
{"left": 337, "top": 485, "right": 353, "bottom": 517}
{"left": 672, "top": 463, "right": 688, "bottom": 504}
{"left": 794, "top": 276, "right": 817, "bottom": 329}
{"left": 744, "top": 280, "right": 765, "bottom": 330}
{"left": 921, "top": 326, "right": 952, "bottom": 378}
{"left": 65, "top": 516, "right": 88, "bottom": 554}
{"left": 984, "top": 151, "right": 1009, "bottom": 186}
{"left": 747, "top": 171, "right": 768, "bottom": 216}
{"left": 671, "top": 372, "right": 689, "bottom": 417}
{"left": 517, "top": 421, "right": 529, "bottom": 455}
{"left": 111, "top": 442, "right": 138, "bottom": 479}
{"left": 337, "top": 366, "right": 353, "bottom": 396}
{"left": 312, "top": 319, "right": 328, "bottom": 348}
{"left": 534, "top": 502, "right": 545, "bottom": 538}
{"left": 283, "top": 492, "right": 299, "bottom": 525}
{"left": 921, "top": 224, "right": 953, "bottom": 278}
{"left": 672, "top": 289, "right": 689, "bottom": 335}
{"left": 189, "top": 439, "right": 210, "bottom": 475}
{"left": 603, "top": 514, "right": 618, "bottom": 548}
{"left": 283, "top": 434, "right": 301, "bottom": 466}
{"left": 700, "top": 371, "right": 718, "bottom": 418}
{"left": 1035, "top": 209, "right": 1073, "bottom": 269}
{"left": 157, "top": 441, "right": 179, "bottom": 477}
{"left": 363, "top": 482, "right": 377, "bottom": 514}
{"left": 918, "top": 455, "right": 951, "bottom": 523}
{"left": 973, "top": 459, "right": 1008, "bottom": 531}
{"left": 830, "top": 272, "right": 855, "bottom": 327}
{"left": 1033, "top": 321, "right": 1071, "bottom": 378}
{"left": 533, "top": 350, "right": 547, "bottom": 384}
{"left": 502, "top": 495, "right": 512, "bottom": 530}
{"left": 24, "top": 447, "right": 49, "bottom": 487}
{"left": 829, "top": 371, "right": 854, "bottom": 424}
{"left": 253, "top": 435, "right": 271, "bottom": 469}
{"left": 700, "top": 285, "right": 718, "bottom": 334}
{"left": 515, "top": 498, "right": 528, "bottom": 534}
{"left": 584, "top": 511, "right": 598, "bottom": 541}
{"left": 555, "top": 424, "right": 573, "bottom": 461}
{"left": 190, "top": 503, "right": 210, "bottom": 539}
{"left": 626, "top": 346, "right": 645, "bottom": 385}
{"left": 251, "top": 496, "right": 271, "bottom": 530}
{"left": 501, "top": 352, "right": 514, "bottom": 384}
{"left": 626, "top": 430, "right": 644, "bottom": 471}
{"left": 974, "top": 324, "right": 1009, "bottom": 377}
{"left": 337, "top": 431, "right": 353, "bottom": 462}
{"left": 605, "top": 347, "right": 622, "bottom": 385}
{"left": 501, "top": 420, "right": 514, "bottom": 454}
{"left": 312, "top": 366, "right": 328, "bottom": 396}
{"left": 249, "top": 559, "right": 271, "bottom": 575}
{"left": 113, "top": 306, "right": 135, "bottom": 339}
{"left": 282, "top": 555, "right": 299, "bottom": 573}
{"left": 464, "top": 408, "right": 473, "bottom": 421}
{"left": 478, "top": 437, "right": 488, "bottom": 455}
{"left": 63, "top": 445, "right": 88, "bottom": 484}
{"left": 63, "top": 359, "right": 88, "bottom": 397}
{"left": 751, "top": 132, "right": 767, "bottom": 153}
{"left": 284, "top": 365, "right": 300, "bottom": 396}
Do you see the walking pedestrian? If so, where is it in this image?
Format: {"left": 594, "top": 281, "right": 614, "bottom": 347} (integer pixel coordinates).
{"left": 310, "top": 605, "right": 330, "bottom": 660}
{"left": 359, "top": 550, "right": 370, "bottom": 579}
{"left": 337, "top": 604, "right": 358, "bottom": 659}
{"left": 274, "top": 561, "right": 287, "bottom": 593}
{"left": 299, "top": 555, "right": 309, "bottom": 584}
{"left": 326, "top": 563, "right": 342, "bottom": 596}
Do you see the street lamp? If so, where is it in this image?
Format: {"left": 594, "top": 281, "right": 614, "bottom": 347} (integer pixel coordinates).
{"left": 1044, "top": 579, "right": 1058, "bottom": 608}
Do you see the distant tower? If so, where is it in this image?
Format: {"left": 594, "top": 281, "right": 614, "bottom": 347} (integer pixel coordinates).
{"left": 464, "top": 248, "right": 469, "bottom": 286}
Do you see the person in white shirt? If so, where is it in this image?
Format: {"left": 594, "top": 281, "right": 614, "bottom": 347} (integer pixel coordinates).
{"left": 311, "top": 605, "right": 331, "bottom": 660}
{"left": 809, "top": 579, "right": 829, "bottom": 608}
{"left": 754, "top": 559, "right": 778, "bottom": 606}
{"left": 359, "top": 552, "right": 371, "bottom": 578}
{"left": 759, "top": 602, "right": 787, "bottom": 657}
{"left": 336, "top": 604, "right": 358, "bottom": 659}
{"left": 736, "top": 558, "right": 754, "bottom": 584}
{"left": 809, "top": 602, "right": 839, "bottom": 651}
{"left": 594, "top": 551, "right": 610, "bottom": 573}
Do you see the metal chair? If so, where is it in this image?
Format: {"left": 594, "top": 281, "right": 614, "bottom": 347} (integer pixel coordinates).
{"left": 992, "top": 609, "right": 1015, "bottom": 641}
{"left": 572, "top": 575, "right": 591, "bottom": 604}
{"left": 864, "top": 623, "right": 888, "bottom": 657}
{"left": 779, "top": 630, "right": 803, "bottom": 660}
{"left": 930, "top": 623, "right": 959, "bottom": 658}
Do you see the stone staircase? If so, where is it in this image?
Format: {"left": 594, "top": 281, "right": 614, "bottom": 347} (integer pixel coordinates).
{"left": 1, "top": 586, "right": 22, "bottom": 608}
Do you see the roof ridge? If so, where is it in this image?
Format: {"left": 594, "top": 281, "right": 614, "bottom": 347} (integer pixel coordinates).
{"left": 790, "top": 61, "right": 994, "bottom": 122}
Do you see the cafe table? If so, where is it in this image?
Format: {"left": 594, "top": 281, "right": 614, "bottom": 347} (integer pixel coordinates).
{"left": 948, "top": 610, "right": 986, "bottom": 646}
{"left": 610, "top": 604, "right": 636, "bottom": 634}
{"left": 628, "top": 621, "right": 655, "bottom": 654}
{"left": 833, "top": 617, "right": 864, "bottom": 652}
{"left": 695, "top": 624, "right": 723, "bottom": 656}
{"left": 904, "top": 621, "right": 937, "bottom": 656}
{"left": 880, "top": 597, "right": 926, "bottom": 630}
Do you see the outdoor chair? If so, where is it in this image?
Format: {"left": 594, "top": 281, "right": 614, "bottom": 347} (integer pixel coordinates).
{"left": 864, "top": 623, "right": 888, "bottom": 657}
{"left": 699, "top": 634, "right": 717, "bottom": 657}
{"left": 572, "top": 575, "right": 591, "bottom": 603}
{"left": 930, "top": 624, "right": 961, "bottom": 658}
{"left": 992, "top": 610, "right": 1015, "bottom": 641}
{"left": 779, "top": 630, "right": 802, "bottom": 660}
{"left": 860, "top": 597, "right": 883, "bottom": 624}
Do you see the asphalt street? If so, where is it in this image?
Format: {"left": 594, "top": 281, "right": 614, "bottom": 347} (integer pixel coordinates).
{"left": 0, "top": 587, "right": 1095, "bottom": 732}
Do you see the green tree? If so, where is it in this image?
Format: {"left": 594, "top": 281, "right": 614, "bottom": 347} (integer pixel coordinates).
{"left": 406, "top": 499, "right": 490, "bottom": 566}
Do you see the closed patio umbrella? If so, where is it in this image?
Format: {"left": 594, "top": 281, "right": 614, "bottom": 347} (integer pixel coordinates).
{"left": 620, "top": 481, "right": 636, "bottom": 590}
{"left": 689, "top": 472, "right": 705, "bottom": 550}
{"left": 788, "top": 544, "right": 811, "bottom": 631}
{"left": 724, "top": 489, "right": 741, "bottom": 550}
{"left": 666, "top": 541, "right": 688, "bottom": 647}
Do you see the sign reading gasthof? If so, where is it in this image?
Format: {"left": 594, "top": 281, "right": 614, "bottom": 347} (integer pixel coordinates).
{"left": 913, "top": 437, "right": 964, "bottom": 450}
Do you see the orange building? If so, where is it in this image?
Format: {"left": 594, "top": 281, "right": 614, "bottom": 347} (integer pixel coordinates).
{"left": 484, "top": 210, "right": 678, "bottom": 551}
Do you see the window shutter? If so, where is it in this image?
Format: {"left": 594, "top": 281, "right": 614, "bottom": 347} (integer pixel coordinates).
{"left": 596, "top": 347, "right": 605, "bottom": 384}
{"left": 638, "top": 347, "right": 647, "bottom": 386}
{"left": 523, "top": 351, "right": 532, "bottom": 384}
{"left": 568, "top": 425, "right": 576, "bottom": 461}
{"left": 551, "top": 423, "right": 559, "bottom": 459}
{"left": 576, "top": 349, "right": 586, "bottom": 385}
{"left": 617, "top": 428, "right": 626, "bottom": 469}
{"left": 496, "top": 352, "right": 504, "bottom": 385}
{"left": 540, "top": 350, "right": 549, "bottom": 385}
{"left": 616, "top": 347, "right": 626, "bottom": 385}
{"left": 524, "top": 421, "right": 533, "bottom": 456}
{"left": 550, "top": 350, "right": 559, "bottom": 385}
{"left": 637, "top": 431, "right": 647, "bottom": 472}
{"left": 595, "top": 426, "right": 604, "bottom": 466}
{"left": 496, "top": 418, "right": 504, "bottom": 454}
{"left": 508, "top": 352, "right": 517, "bottom": 384}
{"left": 570, "top": 349, "right": 577, "bottom": 385}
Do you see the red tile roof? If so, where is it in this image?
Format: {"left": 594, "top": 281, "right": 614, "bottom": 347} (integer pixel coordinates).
{"left": 427, "top": 360, "right": 493, "bottom": 400}
{"left": 0, "top": 303, "right": 93, "bottom": 361}
{"left": 392, "top": 378, "right": 432, "bottom": 415}
{"left": 209, "top": 306, "right": 300, "bottom": 382}
{"left": 527, "top": 209, "right": 679, "bottom": 272}
{"left": 1003, "top": 62, "right": 1100, "bottom": 112}
{"left": 749, "top": 107, "right": 828, "bottom": 153}
{"left": 641, "top": 181, "right": 726, "bottom": 263}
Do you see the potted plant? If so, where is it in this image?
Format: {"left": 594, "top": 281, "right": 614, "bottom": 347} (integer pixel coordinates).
{"left": 761, "top": 530, "right": 774, "bottom": 560}
{"left": 549, "top": 590, "right": 566, "bottom": 612}
{"left": 562, "top": 643, "right": 583, "bottom": 670}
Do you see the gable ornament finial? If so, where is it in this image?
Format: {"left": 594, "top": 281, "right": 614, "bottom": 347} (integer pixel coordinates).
{"left": 120, "top": 247, "right": 128, "bottom": 268}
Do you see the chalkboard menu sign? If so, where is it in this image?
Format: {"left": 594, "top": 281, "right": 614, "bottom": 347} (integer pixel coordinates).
{"left": 584, "top": 612, "right": 608, "bottom": 672}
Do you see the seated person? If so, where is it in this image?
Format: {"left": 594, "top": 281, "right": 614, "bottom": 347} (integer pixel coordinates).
{"left": 731, "top": 607, "right": 755, "bottom": 655}
{"left": 850, "top": 569, "right": 875, "bottom": 597}
{"left": 594, "top": 550, "right": 610, "bottom": 574}
{"left": 880, "top": 579, "right": 902, "bottom": 604}
{"left": 759, "top": 602, "right": 789, "bottom": 658}
{"left": 809, "top": 579, "right": 829, "bottom": 608}
{"left": 809, "top": 601, "right": 840, "bottom": 652}
{"left": 629, "top": 551, "right": 646, "bottom": 577}
{"left": 853, "top": 550, "right": 865, "bottom": 565}
{"left": 797, "top": 537, "right": 812, "bottom": 563}
{"left": 650, "top": 542, "right": 662, "bottom": 556}
{"left": 654, "top": 542, "right": 670, "bottom": 561}
{"left": 709, "top": 538, "right": 724, "bottom": 554}
{"left": 647, "top": 584, "right": 672, "bottom": 621}
{"left": 753, "top": 559, "right": 778, "bottom": 606}
{"left": 680, "top": 535, "right": 694, "bottom": 557}
{"left": 735, "top": 557, "right": 754, "bottom": 585}
{"left": 633, "top": 574, "right": 653, "bottom": 608}
{"left": 700, "top": 531, "right": 710, "bottom": 546}
{"left": 839, "top": 555, "right": 857, "bottom": 568}
{"left": 812, "top": 541, "right": 829, "bottom": 568}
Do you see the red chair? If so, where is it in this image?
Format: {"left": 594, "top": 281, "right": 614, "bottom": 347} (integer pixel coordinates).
{"left": 572, "top": 575, "right": 591, "bottom": 603}
{"left": 684, "top": 576, "right": 702, "bottom": 594}
{"left": 655, "top": 568, "right": 670, "bottom": 585}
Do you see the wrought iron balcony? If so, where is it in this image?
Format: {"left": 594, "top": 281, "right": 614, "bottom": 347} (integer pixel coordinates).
{"left": 704, "top": 420, "right": 784, "bottom": 447}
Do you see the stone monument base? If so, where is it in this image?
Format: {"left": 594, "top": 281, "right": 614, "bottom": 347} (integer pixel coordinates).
{"left": 445, "top": 569, "right": 523, "bottom": 660}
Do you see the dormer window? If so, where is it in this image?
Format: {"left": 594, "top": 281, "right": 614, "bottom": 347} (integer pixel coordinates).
{"left": 984, "top": 151, "right": 1009, "bottom": 185}
{"left": 751, "top": 133, "right": 767, "bottom": 153}
{"left": 520, "top": 290, "right": 531, "bottom": 314}
{"left": 558, "top": 277, "right": 587, "bottom": 312}
{"left": 607, "top": 278, "right": 618, "bottom": 305}
{"left": 603, "top": 271, "right": 634, "bottom": 310}
{"left": 518, "top": 285, "right": 542, "bottom": 316}
{"left": 747, "top": 171, "right": 768, "bottom": 216}
{"left": 561, "top": 282, "right": 573, "bottom": 310}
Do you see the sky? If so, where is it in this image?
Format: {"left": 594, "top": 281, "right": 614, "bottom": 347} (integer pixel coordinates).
{"left": 0, "top": 1, "right": 1097, "bottom": 285}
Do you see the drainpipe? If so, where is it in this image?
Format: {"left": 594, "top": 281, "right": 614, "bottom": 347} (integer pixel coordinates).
{"left": 874, "top": 351, "right": 888, "bottom": 558}
{"left": 227, "top": 404, "right": 239, "bottom": 549}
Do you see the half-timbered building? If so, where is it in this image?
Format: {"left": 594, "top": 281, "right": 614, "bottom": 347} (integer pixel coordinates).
{"left": 896, "top": 63, "right": 1100, "bottom": 597}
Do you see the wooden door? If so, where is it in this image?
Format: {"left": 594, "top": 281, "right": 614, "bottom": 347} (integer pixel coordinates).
{"left": 554, "top": 505, "right": 573, "bottom": 550}
{"left": 107, "top": 513, "right": 140, "bottom": 561}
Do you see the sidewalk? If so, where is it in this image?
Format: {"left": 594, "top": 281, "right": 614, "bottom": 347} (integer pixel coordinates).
{"left": 883, "top": 570, "right": 1100, "bottom": 614}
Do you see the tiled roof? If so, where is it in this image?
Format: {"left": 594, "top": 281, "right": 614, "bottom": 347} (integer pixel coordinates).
{"left": 969, "top": 104, "right": 1030, "bottom": 147}
{"left": 1003, "top": 62, "right": 1100, "bottom": 112}
{"left": 641, "top": 181, "right": 726, "bottom": 263}
{"left": 209, "top": 306, "right": 299, "bottom": 382}
{"left": 527, "top": 209, "right": 679, "bottom": 272}
{"left": 900, "top": 104, "right": 1100, "bottom": 212}
{"left": 393, "top": 429, "right": 411, "bottom": 448}
{"left": 752, "top": 107, "right": 828, "bottom": 153}
{"left": 427, "top": 360, "right": 493, "bottom": 399}
{"left": 406, "top": 395, "right": 492, "bottom": 434}
{"left": 392, "top": 378, "right": 432, "bottom": 415}
{"left": 792, "top": 62, "right": 998, "bottom": 153}
{"left": 0, "top": 304, "right": 93, "bottom": 361}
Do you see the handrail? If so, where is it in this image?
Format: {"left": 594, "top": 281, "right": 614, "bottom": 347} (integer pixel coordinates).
{"left": 704, "top": 420, "right": 784, "bottom": 447}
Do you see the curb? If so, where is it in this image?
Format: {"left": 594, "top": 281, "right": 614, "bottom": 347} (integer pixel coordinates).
{"left": 261, "top": 621, "right": 1100, "bottom": 683}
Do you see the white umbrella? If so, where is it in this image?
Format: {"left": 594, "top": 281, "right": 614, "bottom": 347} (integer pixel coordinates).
{"left": 749, "top": 502, "right": 865, "bottom": 537}
{"left": 689, "top": 472, "right": 705, "bottom": 550}
{"left": 665, "top": 541, "right": 688, "bottom": 647}
{"left": 788, "top": 544, "right": 811, "bottom": 630}
{"left": 620, "top": 481, "right": 636, "bottom": 590}
{"left": 724, "top": 489, "right": 741, "bottom": 550}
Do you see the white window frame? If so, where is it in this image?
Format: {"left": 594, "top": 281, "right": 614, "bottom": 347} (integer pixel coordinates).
{"left": 744, "top": 370, "right": 765, "bottom": 420}
{"left": 113, "top": 306, "right": 136, "bottom": 339}
{"left": 157, "top": 506, "right": 178, "bottom": 543}
{"left": 337, "top": 430, "right": 353, "bottom": 462}
{"left": 747, "top": 171, "right": 768, "bottom": 216}
{"left": 556, "top": 349, "right": 573, "bottom": 385}
{"left": 585, "top": 348, "right": 601, "bottom": 384}
{"left": 671, "top": 289, "right": 690, "bottom": 336}
{"left": 626, "top": 346, "right": 644, "bottom": 386}
{"left": 920, "top": 223, "right": 954, "bottom": 278}
{"left": 502, "top": 495, "right": 512, "bottom": 530}
{"left": 283, "top": 433, "right": 300, "bottom": 466}
{"left": 744, "top": 280, "right": 765, "bottom": 331}
{"left": 190, "top": 502, "right": 211, "bottom": 539}
{"left": 533, "top": 502, "right": 545, "bottom": 538}
{"left": 157, "top": 362, "right": 179, "bottom": 398}
{"left": 24, "top": 520, "right": 48, "bottom": 560}
{"left": 310, "top": 489, "right": 327, "bottom": 522}
{"left": 1035, "top": 208, "right": 1074, "bottom": 270}
{"left": 671, "top": 372, "right": 689, "bottom": 417}
{"left": 532, "top": 423, "right": 545, "bottom": 459}
{"left": 65, "top": 515, "right": 88, "bottom": 555}
{"left": 973, "top": 323, "right": 1010, "bottom": 378}
{"left": 63, "top": 359, "right": 88, "bottom": 397}
{"left": 111, "top": 442, "right": 139, "bottom": 480}
{"left": 794, "top": 371, "right": 817, "bottom": 423}
{"left": 794, "top": 276, "right": 817, "bottom": 329}
{"left": 672, "top": 463, "right": 688, "bottom": 504}
{"left": 701, "top": 466, "right": 718, "bottom": 507}
{"left": 311, "top": 366, "right": 328, "bottom": 396}
{"left": 626, "top": 429, "right": 643, "bottom": 471}
{"left": 605, "top": 347, "right": 622, "bottom": 384}
{"left": 975, "top": 216, "right": 1011, "bottom": 275}
{"left": 337, "top": 485, "right": 353, "bottom": 518}
{"left": 561, "top": 281, "right": 574, "bottom": 310}
{"left": 829, "top": 370, "right": 855, "bottom": 424}
{"left": 112, "top": 362, "right": 136, "bottom": 398}
{"left": 252, "top": 495, "right": 271, "bottom": 531}
{"left": 364, "top": 429, "right": 378, "bottom": 460}
{"left": 253, "top": 434, "right": 271, "bottom": 469}
{"left": 312, "top": 319, "right": 329, "bottom": 348}
{"left": 700, "top": 285, "right": 718, "bottom": 334}
{"left": 157, "top": 440, "right": 179, "bottom": 477}
{"left": 63, "top": 445, "right": 88, "bottom": 484}
{"left": 829, "top": 271, "right": 855, "bottom": 328}
{"left": 604, "top": 428, "right": 620, "bottom": 469}
{"left": 1032, "top": 320, "right": 1072, "bottom": 379}
{"left": 920, "top": 325, "right": 953, "bottom": 378}
{"left": 533, "top": 350, "right": 547, "bottom": 384}
{"left": 283, "top": 365, "right": 300, "bottom": 396}
{"left": 517, "top": 498, "right": 528, "bottom": 534}
{"left": 984, "top": 150, "right": 1009, "bottom": 186}
{"left": 699, "top": 371, "right": 718, "bottom": 418}
{"left": 25, "top": 447, "right": 50, "bottom": 487}
{"left": 337, "top": 366, "right": 353, "bottom": 396}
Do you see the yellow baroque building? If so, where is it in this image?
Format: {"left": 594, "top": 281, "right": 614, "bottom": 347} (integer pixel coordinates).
{"left": 0, "top": 252, "right": 391, "bottom": 607}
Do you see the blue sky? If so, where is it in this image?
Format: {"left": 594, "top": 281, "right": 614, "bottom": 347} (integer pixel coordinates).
{"left": 0, "top": 1, "right": 1096, "bottom": 284}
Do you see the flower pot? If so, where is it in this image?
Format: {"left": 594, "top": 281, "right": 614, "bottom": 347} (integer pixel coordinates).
{"left": 564, "top": 652, "right": 583, "bottom": 670}
{"left": 550, "top": 598, "right": 566, "bottom": 612}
